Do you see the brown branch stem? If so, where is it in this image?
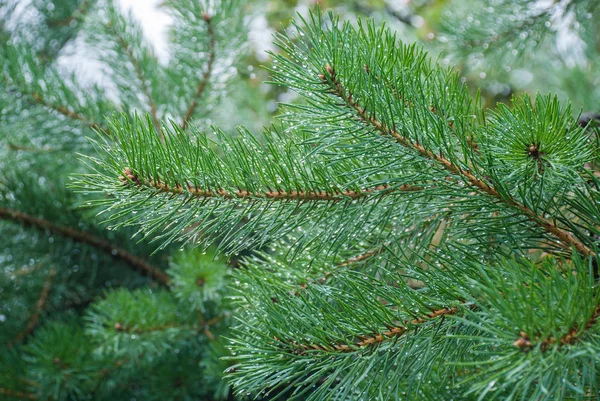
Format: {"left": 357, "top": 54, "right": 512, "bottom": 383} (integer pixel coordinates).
{"left": 0, "top": 207, "right": 170, "bottom": 286}
{"left": 48, "top": 0, "right": 94, "bottom": 27}
{"left": 113, "top": 34, "right": 162, "bottom": 140}
{"left": 322, "top": 65, "right": 594, "bottom": 259}
{"left": 120, "top": 167, "right": 420, "bottom": 202}
{"left": 0, "top": 388, "right": 36, "bottom": 400}
{"left": 516, "top": 302, "right": 600, "bottom": 352}
{"left": 7, "top": 269, "right": 56, "bottom": 349}
{"left": 287, "top": 306, "right": 461, "bottom": 353}
{"left": 181, "top": 14, "right": 216, "bottom": 130}
{"left": 29, "top": 92, "right": 104, "bottom": 130}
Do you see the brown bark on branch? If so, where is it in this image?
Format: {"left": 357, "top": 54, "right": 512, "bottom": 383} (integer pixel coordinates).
{"left": 0, "top": 207, "right": 170, "bottom": 286}
{"left": 181, "top": 14, "right": 216, "bottom": 130}
{"left": 120, "top": 167, "right": 420, "bottom": 202}
{"left": 321, "top": 65, "right": 594, "bottom": 259}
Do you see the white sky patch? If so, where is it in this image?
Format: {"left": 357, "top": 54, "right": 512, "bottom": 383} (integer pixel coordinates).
{"left": 248, "top": 14, "right": 276, "bottom": 62}
{"left": 532, "top": 0, "right": 587, "bottom": 67}
{"left": 116, "top": 0, "right": 172, "bottom": 63}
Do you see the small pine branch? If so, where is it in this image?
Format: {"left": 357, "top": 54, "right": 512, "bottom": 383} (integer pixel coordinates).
{"left": 7, "top": 269, "right": 56, "bottom": 349}
{"left": 0, "top": 207, "right": 169, "bottom": 285}
{"left": 181, "top": 12, "right": 216, "bottom": 130}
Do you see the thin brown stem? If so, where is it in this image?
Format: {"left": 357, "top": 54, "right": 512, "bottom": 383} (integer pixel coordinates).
{"left": 0, "top": 388, "right": 36, "bottom": 400}
{"left": 287, "top": 306, "right": 461, "bottom": 353}
{"left": 515, "top": 302, "right": 600, "bottom": 352}
{"left": 113, "top": 322, "right": 182, "bottom": 334}
{"left": 29, "top": 92, "right": 104, "bottom": 130}
{"left": 0, "top": 207, "right": 170, "bottom": 286}
{"left": 337, "top": 245, "right": 387, "bottom": 267}
{"left": 322, "top": 65, "right": 594, "bottom": 259}
{"left": 113, "top": 34, "right": 162, "bottom": 140}
{"left": 120, "top": 167, "right": 420, "bottom": 202}
{"left": 48, "top": 0, "right": 94, "bottom": 27}
{"left": 7, "top": 269, "right": 56, "bottom": 348}
{"left": 294, "top": 246, "right": 388, "bottom": 294}
{"left": 181, "top": 13, "right": 216, "bottom": 131}
{"left": 7, "top": 143, "right": 55, "bottom": 153}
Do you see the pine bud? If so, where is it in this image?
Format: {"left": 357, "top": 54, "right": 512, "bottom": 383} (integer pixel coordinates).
{"left": 326, "top": 63, "right": 334, "bottom": 76}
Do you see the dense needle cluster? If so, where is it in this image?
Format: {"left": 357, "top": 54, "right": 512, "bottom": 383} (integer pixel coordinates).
{"left": 77, "top": 11, "right": 600, "bottom": 401}
{"left": 1, "top": 0, "right": 600, "bottom": 400}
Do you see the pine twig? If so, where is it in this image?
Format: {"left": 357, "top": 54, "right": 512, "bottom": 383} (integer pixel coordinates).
{"left": 294, "top": 246, "right": 388, "bottom": 294}
{"left": 515, "top": 302, "right": 600, "bottom": 352}
{"left": 29, "top": 92, "right": 104, "bottom": 131}
{"left": 181, "top": 13, "right": 215, "bottom": 130}
{"left": 0, "top": 207, "right": 170, "bottom": 286}
{"left": 7, "top": 269, "right": 56, "bottom": 348}
{"left": 47, "top": 0, "right": 94, "bottom": 27}
{"left": 337, "top": 245, "right": 386, "bottom": 267}
{"left": 120, "top": 167, "right": 420, "bottom": 202}
{"left": 287, "top": 306, "right": 461, "bottom": 353}
{"left": 321, "top": 64, "right": 594, "bottom": 259}
{"left": 112, "top": 32, "right": 162, "bottom": 139}
{"left": 0, "top": 388, "right": 36, "bottom": 400}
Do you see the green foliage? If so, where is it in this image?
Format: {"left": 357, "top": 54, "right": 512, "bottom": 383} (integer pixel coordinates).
{"left": 2, "top": 1, "right": 600, "bottom": 400}
{"left": 454, "top": 255, "right": 600, "bottom": 400}
{"left": 169, "top": 249, "right": 230, "bottom": 312}
{"left": 0, "top": 0, "right": 248, "bottom": 400}
{"left": 77, "top": 10, "right": 600, "bottom": 401}
{"left": 85, "top": 288, "right": 194, "bottom": 360}
{"left": 23, "top": 319, "right": 104, "bottom": 401}
{"left": 436, "top": 0, "right": 600, "bottom": 109}
{"left": 484, "top": 93, "right": 591, "bottom": 206}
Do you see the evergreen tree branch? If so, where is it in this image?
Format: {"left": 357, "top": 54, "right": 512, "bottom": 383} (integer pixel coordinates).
{"left": 1, "top": 43, "right": 110, "bottom": 132}
{"left": 7, "top": 269, "right": 56, "bottom": 349}
{"left": 47, "top": 0, "right": 94, "bottom": 27}
{"left": 294, "top": 246, "right": 389, "bottom": 294}
{"left": 113, "top": 322, "right": 184, "bottom": 334}
{"left": 112, "top": 31, "right": 162, "bottom": 137}
{"left": 560, "top": 302, "right": 600, "bottom": 346}
{"left": 0, "top": 388, "right": 36, "bottom": 400}
{"left": 1, "top": 84, "right": 104, "bottom": 131}
{"left": 515, "top": 302, "right": 600, "bottom": 352}
{"left": 320, "top": 65, "right": 594, "bottom": 258}
{"left": 0, "top": 207, "right": 169, "bottom": 286}
{"left": 181, "top": 13, "right": 216, "bottom": 131}
{"left": 289, "top": 306, "right": 461, "bottom": 353}
{"left": 119, "top": 167, "right": 419, "bottom": 202}
{"left": 336, "top": 244, "right": 387, "bottom": 267}
{"left": 28, "top": 91, "right": 105, "bottom": 130}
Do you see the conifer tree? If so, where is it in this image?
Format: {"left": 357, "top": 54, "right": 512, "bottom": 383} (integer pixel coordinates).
{"left": 2, "top": 1, "right": 600, "bottom": 400}
{"left": 1, "top": 0, "right": 247, "bottom": 399}
{"left": 76, "top": 6, "right": 600, "bottom": 401}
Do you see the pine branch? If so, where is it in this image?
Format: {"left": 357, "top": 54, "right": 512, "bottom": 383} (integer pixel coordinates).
{"left": 181, "top": 13, "right": 216, "bottom": 131}
{"left": 112, "top": 322, "right": 183, "bottom": 334}
{"left": 515, "top": 302, "right": 600, "bottom": 352}
{"left": 7, "top": 269, "right": 56, "bottom": 348}
{"left": 0, "top": 207, "right": 169, "bottom": 286}
{"left": 0, "top": 388, "right": 36, "bottom": 400}
{"left": 320, "top": 64, "right": 594, "bottom": 258}
{"left": 1, "top": 44, "right": 109, "bottom": 131}
{"left": 336, "top": 244, "right": 387, "bottom": 267}
{"left": 119, "top": 167, "right": 419, "bottom": 202}
{"left": 560, "top": 302, "right": 600, "bottom": 346}
{"left": 28, "top": 91, "right": 105, "bottom": 131}
{"left": 289, "top": 306, "right": 461, "bottom": 353}
{"left": 294, "top": 246, "right": 389, "bottom": 294}
{"left": 112, "top": 31, "right": 162, "bottom": 138}
{"left": 47, "top": 0, "right": 94, "bottom": 27}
